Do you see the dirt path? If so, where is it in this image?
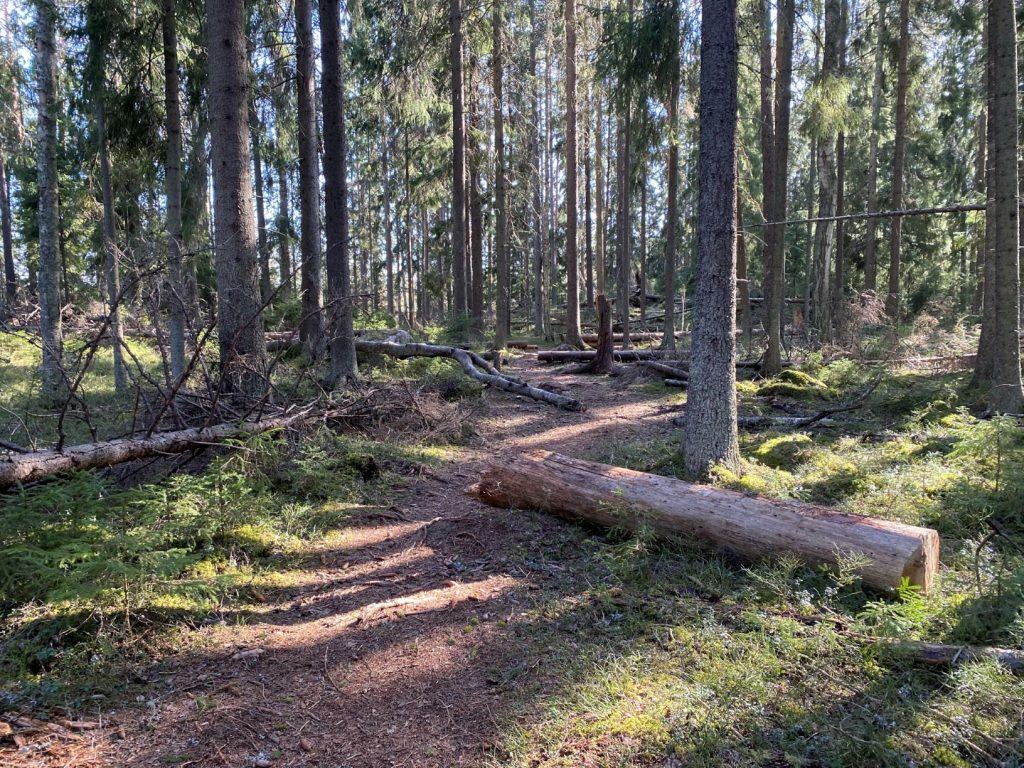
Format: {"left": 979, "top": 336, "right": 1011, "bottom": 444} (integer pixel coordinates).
{"left": 7, "top": 358, "right": 680, "bottom": 768}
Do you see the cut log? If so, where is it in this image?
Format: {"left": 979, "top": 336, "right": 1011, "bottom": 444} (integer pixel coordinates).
{"left": 468, "top": 450, "right": 939, "bottom": 592}
{"left": 355, "top": 340, "right": 584, "bottom": 411}
{"left": 637, "top": 360, "right": 690, "bottom": 379}
{"left": 0, "top": 411, "right": 314, "bottom": 488}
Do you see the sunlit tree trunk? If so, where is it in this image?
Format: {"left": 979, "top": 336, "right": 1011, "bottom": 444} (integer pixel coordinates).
{"left": 493, "top": 0, "right": 509, "bottom": 346}
{"left": 296, "top": 0, "right": 322, "bottom": 355}
{"left": 450, "top": 0, "right": 467, "bottom": 321}
{"left": 987, "top": 0, "right": 1023, "bottom": 413}
{"left": 863, "top": 0, "right": 885, "bottom": 296}
{"left": 563, "top": 0, "right": 583, "bottom": 346}
{"left": 885, "top": 0, "right": 910, "bottom": 318}
{"left": 162, "top": 0, "right": 187, "bottom": 380}
{"left": 206, "top": 0, "right": 268, "bottom": 396}
{"left": 36, "top": 0, "right": 63, "bottom": 400}
{"left": 684, "top": 0, "right": 740, "bottom": 477}
{"left": 320, "top": 0, "right": 357, "bottom": 384}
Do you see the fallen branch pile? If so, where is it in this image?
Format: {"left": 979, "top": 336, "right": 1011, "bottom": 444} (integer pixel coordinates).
{"left": 355, "top": 340, "right": 584, "bottom": 411}
{"left": 468, "top": 450, "right": 939, "bottom": 592}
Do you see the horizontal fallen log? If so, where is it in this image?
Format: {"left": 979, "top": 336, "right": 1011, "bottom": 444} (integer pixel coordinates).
{"left": 0, "top": 411, "right": 314, "bottom": 488}
{"left": 537, "top": 349, "right": 667, "bottom": 363}
{"left": 636, "top": 360, "right": 690, "bottom": 379}
{"left": 580, "top": 332, "right": 679, "bottom": 343}
{"left": 355, "top": 340, "right": 584, "bottom": 411}
{"left": 468, "top": 450, "right": 939, "bottom": 592}
{"left": 664, "top": 378, "right": 688, "bottom": 388}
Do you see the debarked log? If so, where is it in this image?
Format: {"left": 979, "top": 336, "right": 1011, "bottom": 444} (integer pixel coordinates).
{"left": 467, "top": 450, "right": 939, "bottom": 592}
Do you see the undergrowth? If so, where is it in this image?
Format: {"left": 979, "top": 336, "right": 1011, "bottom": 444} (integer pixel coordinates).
{"left": 0, "top": 428, "right": 435, "bottom": 709}
{"left": 519, "top": 359, "right": 1024, "bottom": 766}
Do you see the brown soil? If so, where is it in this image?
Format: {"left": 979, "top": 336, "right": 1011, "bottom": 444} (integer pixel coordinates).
{"left": 1, "top": 357, "right": 680, "bottom": 768}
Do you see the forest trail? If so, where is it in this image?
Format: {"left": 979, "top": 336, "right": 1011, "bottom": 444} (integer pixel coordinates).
{"left": 8, "top": 358, "right": 679, "bottom": 768}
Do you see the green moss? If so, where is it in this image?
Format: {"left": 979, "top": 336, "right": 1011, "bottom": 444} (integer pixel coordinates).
{"left": 753, "top": 434, "right": 815, "bottom": 470}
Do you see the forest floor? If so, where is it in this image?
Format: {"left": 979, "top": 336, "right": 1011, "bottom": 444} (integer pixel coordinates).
{"left": 3, "top": 337, "right": 1024, "bottom": 767}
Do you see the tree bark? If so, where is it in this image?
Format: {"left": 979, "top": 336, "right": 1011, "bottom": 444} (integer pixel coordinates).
{"left": 763, "top": 0, "right": 794, "bottom": 376}
{"left": 162, "top": 0, "right": 187, "bottom": 381}
{"left": 384, "top": 138, "right": 395, "bottom": 317}
{"left": 684, "top": 0, "right": 740, "bottom": 477}
{"left": 660, "top": 20, "right": 680, "bottom": 352}
{"left": 250, "top": 104, "right": 271, "bottom": 304}
{"left": 595, "top": 79, "right": 605, "bottom": 299}
{"left": 987, "top": 0, "right": 1023, "bottom": 413}
{"left": 863, "top": 0, "right": 886, "bottom": 296}
{"left": 736, "top": 182, "right": 752, "bottom": 349}
{"left": 96, "top": 99, "right": 127, "bottom": 395}
{"left": 811, "top": 0, "right": 840, "bottom": 337}
{"left": 206, "top": 0, "right": 268, "bottom": 397}
{"left": 296, "top": 0, "right": 323, "bottom": 356}
{"left": 450, "top": 0, "right": 467, "bottom": 320}
{"left": 531, "top": 0, "right": 545, "bottom": 338}
{"left": 0, "top": 150, "right": 11, "bottom": 314}
{"left": 885, "top": 0, "right": 910, "bottom": 318}
{"left": 469, "top": 451, "right": 939, "bottom": 592}
{"left": 320, "top": 0, "right": 358, "bottom": 384}
{"left": 493, "top": 0, "right": 509, "bottom": 347}
{"left": 563, "top": 0, "right": 583, "bottom": 347}
{"left": 581, "top": 294, "right": 614, "bottom": 373}
{"left": 36, "top": 0, "right": 63, "bottom": 401}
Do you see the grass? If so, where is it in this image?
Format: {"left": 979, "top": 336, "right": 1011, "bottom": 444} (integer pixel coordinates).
{"left": 0, "top": 427, "right": 438, "bottom": 709}
{"left": 495, "top": 359, "right": 1024, "bottom": 767}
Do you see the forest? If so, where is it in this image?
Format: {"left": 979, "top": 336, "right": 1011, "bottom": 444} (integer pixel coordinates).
{"left": 1, "top": 0, "right": 1024, "bottom": 764}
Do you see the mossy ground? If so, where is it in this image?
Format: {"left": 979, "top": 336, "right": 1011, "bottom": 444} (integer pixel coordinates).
{"left": 516, "top": 359, "right": 1023, "bottom": 767}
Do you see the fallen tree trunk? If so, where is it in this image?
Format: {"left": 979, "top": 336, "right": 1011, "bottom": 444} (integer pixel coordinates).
{"left": 355, "top": 340, "right": 584, "bottom": 411}
{"left": 0, "top": 411, "right": 314, "bottom": 488}
{"left": 580, "top": 331, "right": 678, "bottom": 344}
{"left": 637, "top": 360, "right": 690, "bottom": 379}
{"left": 468, "top": 450, "right": 939, "bottom": 592}
{"left": 538, "top": 349, "right": 666, "bottom": 363}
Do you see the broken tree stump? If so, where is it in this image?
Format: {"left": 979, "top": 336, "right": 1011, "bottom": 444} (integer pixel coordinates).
{"left": 468, "top": 450, "right": 939, "bottom": 592}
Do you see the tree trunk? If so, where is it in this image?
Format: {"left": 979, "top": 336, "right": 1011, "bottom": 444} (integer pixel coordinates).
{"left": 36, "top": 0, "right": 63, "bottom": 401}
{"left": 469, "top": 160, "right": 484, "bottom": 334}
{"left": 563, "top": 0, "right": 583, "bottom": 347}
{"left": 320, "top": 0, "right": 358, "bottom": 384}
{"left": 581, "top": 294, "right": 614, "bottom": 373}
{"left": 763, "top": 0, "right": 794, "bottom": 376}
{"left": 639, "top": 179, "right": 647, "bottom": 328}
{"left": 493, "top": 0, "right": 509, "bottom": 347}
{"left": 96, "top": 99, "right": 127, "bottom": 395}
{"left": 683, "top": 0, "right": 740, "bottom": 477}
{"left": 206, "top": 0, "right": 268, "bottom": 397}
{"left": 384, "top": 138, "right": 395, "bottom": 317}
{"left": 405, "top": 130, "right": 417, "bottom": 324}
{"left": 296, "top": 0, "right": 322, "bottom": 356}
{"left": 595, "top": 80, "right": 605, "bottom": 298}
{"left": 531, "top": 0, "right": 545, "bottom": 338}
{"left": 736, "top": 182, "right": 752, "bottom": 349}
{"left": 660, "top": 19, "right": 680, "bottom": 352}
{"left": 987, "top": 0, "right": 1023, "bottom": 413}
{"left": 250, "top": 104, "right": 271, "bottom": 304}
{"left": 0, "top": 150, "right": 11, "bottom": 313}
{"left": 450, "top": 0, "right": 467, "bottom": 320}
{"left": 885, "top": 0, "right": 910, "bottom": 318}
{"left": 584, "top": 85, "right": 594, "bottom": 311}
{"left": 863, "top": 0, "right": 886, "bottom": 296}
{"left": 811, "top": 0, "right": 840, "bottom": 337}
{"left": 469, "top": 451, "right": 939, "bottom": 593}
{"left": 975, "top": 16, "right": 996, "bottom": 384}
{"left": 161, "top": 0, "right": 187, "bottom": 381}
{"left": 274, "top": 156, "right": 292, "bottom": 300}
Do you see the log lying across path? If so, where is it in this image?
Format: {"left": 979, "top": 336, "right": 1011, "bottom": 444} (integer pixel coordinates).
{"left": 468, "top": 450, "right": 939, "bottom": 592}
{"left": 580, "top": 331, "right": 679, "bottom": 344}
{"left": 0, "top": 410, "right": 313, "bottom": 488}
{"left": 355, "top": 340, "right": 584, "bottom": 411}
